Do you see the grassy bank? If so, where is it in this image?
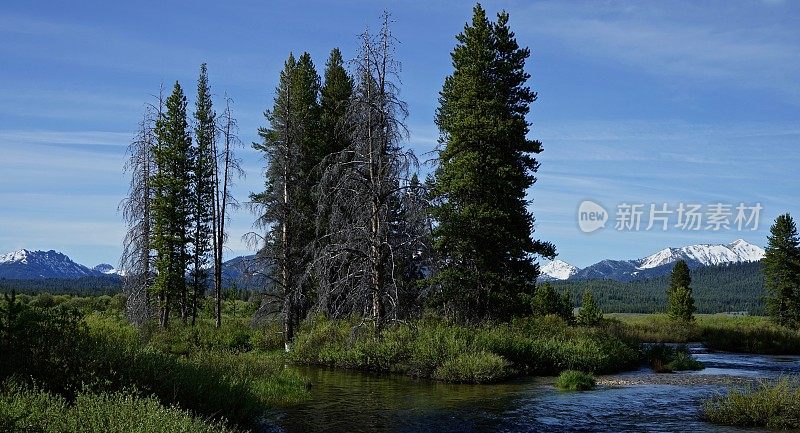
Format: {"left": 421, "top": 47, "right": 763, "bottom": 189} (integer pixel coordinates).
{"left": 704, "top": 378, "right": 800, "bottom": 430}
{"left": 0, "top": 295, "right": 309, "bottom": 431}
{"left": 0, "top": 383, "right": 239, "bottom": 433}
{"left": 608, "top": 314, "right": 800, "bottom": 355}
{"left": 291, "top": 315, "right": 641, "bottom": 383}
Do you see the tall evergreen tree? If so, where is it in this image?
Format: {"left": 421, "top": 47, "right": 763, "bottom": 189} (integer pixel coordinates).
{"left": 319, "top": 48, "right": 354, "bottom": 158}
{"left": 251, "top": 52, "right": 320, "bottom": 350}
{"left": 763, "top": 213, "right": 800, "bottom": 326}
{"left": 312, "top": 48, "right": 355, "bottom": 317}
{"left": 152, "top": 81, "right": 192, "bottom": 328}
{"left": 190, "top": 63, "right": 216, "bottom": 325}
{"left": 430, "top": 4, "right": 554, "bottom": 321}
{"left": 667, "top": 260, "right": 695, "bottom": 321}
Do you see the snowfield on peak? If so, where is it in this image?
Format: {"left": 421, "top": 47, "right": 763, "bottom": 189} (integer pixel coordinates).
{"left": 538, "top": 239, "right": 764, "bottom": 282}
{"left": 636, "top": 239, "right": 764, "bottom": 270}
{"left": 540, "top": 259, "right": 579, "bottom": 281}
{"left": 0, "top": 249, "right": 32, "bottom": 264}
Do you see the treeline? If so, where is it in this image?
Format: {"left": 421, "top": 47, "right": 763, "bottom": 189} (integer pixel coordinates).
{"left": 121, "top": 5, "right": 556, "bottom": 344}
{"left": 552, "top": 261, "right": 765, "bottom": 314}
{"left": 0, "top": 276, "right": 122, "bottom": 296}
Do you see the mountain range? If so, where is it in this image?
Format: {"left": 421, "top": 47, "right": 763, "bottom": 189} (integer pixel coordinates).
{"left": 0, "top": 238, "right": 765, "bottom": 285}
{"left": 539, "top": 239, "right": 764, "bottom": 282}
{"left": 0, "top": 249, "right": 124, "bottom": 279}
{"left": 0, "top": 249, "right": 265, "bottom": 291}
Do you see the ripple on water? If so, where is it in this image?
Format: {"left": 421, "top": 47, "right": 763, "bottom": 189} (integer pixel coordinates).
{"left": 265, "top": 349, "right": 796, "bottom": 433}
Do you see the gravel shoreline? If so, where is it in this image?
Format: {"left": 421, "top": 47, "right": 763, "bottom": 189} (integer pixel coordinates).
{"left": 596, "top": 373, "right": 765, "bottom": 387}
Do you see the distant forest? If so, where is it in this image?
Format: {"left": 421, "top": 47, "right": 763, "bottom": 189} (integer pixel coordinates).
{"left": 0, "top": 275, "right": 122, "bottom": 296}
{"left": 553, "top": 261, "right": 765, "bottom": 315}
{"left": 0, "top": 261, "right": 765, "bottom": 314}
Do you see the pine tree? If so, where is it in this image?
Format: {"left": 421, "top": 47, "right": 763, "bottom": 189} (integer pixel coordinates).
{"left": 152, "top": 81, "right": 192, "bottom": 328}
{"left": 251, "top": 52, "right": 320, "bottom": 350}
{"left": 531, "top": 283, "right": 559, "bottom": 317}
{"left": 430, "top": 4, "right": 555, "bottom": 321}
{"left": 577, "top": 290, "right": 602, "bottom": 326}
{"left": 313, "top": 48, "right": 355, "bottom": 317}
{"left": 319, "top": 48, "right": 354, "bottom": 159}
{"left": 190, "top": 63, "right": 216, "bottom": 325}
{"left": 667, "top": 260, "right": 695, "bottom": 321}
{"left": 763, "top": 213, "right": 800, "bottom": 326}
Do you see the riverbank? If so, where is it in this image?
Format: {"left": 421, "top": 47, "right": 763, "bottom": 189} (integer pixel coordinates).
{"left": 608, "top": 313, "right": 800, "bottom": 354}
{"left": 291, "top": 316, "right": 642, "bottom": 383}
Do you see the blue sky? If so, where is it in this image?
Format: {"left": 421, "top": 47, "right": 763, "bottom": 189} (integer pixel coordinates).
{"left": 0, "top": 0, "right": 798, "bottom": 268}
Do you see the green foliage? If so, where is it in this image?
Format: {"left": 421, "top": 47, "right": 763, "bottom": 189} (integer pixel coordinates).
{"left": 667, "top": 261, "right": 696, "bottom": 321}
{"left": 577, "top": 290, "right": 603, "bottom": 326}
{"left": 291, "top": 316, "right": 640, "bottom": 383}
{"left": 532, "top": 283, "right": 573, "bottom": 322}
{"left": 704, "top": 378, "right": 800, "bottom": 429}
{"left": 429, "top": 4, "right": 555, "bottom": 321}
{"left": 763, "top": 213, "right": 800, "bottom": 327}
{"left": 433, "top": 351, "right": 511, "bottom": 383}
{"left": 643, "top": 344, "right": 703, "bottom": 373}
{"left": 0, "top": 298, "right": 309, "bottom": 428}
{"left": 554, "top": 370, "right": 596, "bottom": 391}
{"left": 152, "top": 81, "right": 193, "bottom": 326}
{"left": 0, "top": 383, "right": 238, "bottom": 433}
{"left": 319, "top": 47, "right": 353, "bottom": 158}
{"left": 189, "top": 63, "right": 217, "bottom": 323}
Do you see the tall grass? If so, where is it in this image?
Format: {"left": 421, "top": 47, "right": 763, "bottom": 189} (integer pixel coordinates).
{"left": 608, "top": 314, "right": 800, "bottom": 355}
{"left": 1, "top": 300, "right": 309, "bottom": 430}
{"left": 291, "top": 315, "right": 641, "bottom": 383}
{"left": 704, "top": 378, "right": 800, "bottom": 429}
{"left": 554, "top": 370, "right": 596, "bottom": 391}
{"left": 0, "top": 383, "right": 239, "bottom": 433}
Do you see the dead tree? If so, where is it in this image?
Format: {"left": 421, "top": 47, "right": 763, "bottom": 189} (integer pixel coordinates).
{"left": 211, "top": 96, "right": 243, "bottom": 328}
{"left": 315, "top": 15, "right": 417, "bottom": 335}
{"left": 120, "top": 92, "right": 163, "bottom": 328}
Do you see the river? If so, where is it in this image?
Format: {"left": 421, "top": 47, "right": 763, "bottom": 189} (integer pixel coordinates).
{"left": 262, "top": 345, "right": 800, "bottom": 433}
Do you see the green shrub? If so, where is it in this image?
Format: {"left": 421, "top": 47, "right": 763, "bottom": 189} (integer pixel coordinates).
{"left": 0, "top": 298, "right": 309, "bottom": 428}
{"left": 291, "top": 316, "right": 640, "bottom": 383}
{"left": 555, "top": 370, "right": 596, "bottom": 391}
{"left": 0, "top": 383, "right": 238, "bottom": 433}
{"left": 644, "top": 344, "right": 703, "bottom": 373}
{"left": 704, "top": 378, "right": 800, "bottom": 429}
{"left": 434, "top": 351, "right": 511, "bottom": 383}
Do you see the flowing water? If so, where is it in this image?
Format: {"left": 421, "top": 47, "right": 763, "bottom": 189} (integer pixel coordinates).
{"left": 262, "top": 346, "right": 800, "bottom": 433}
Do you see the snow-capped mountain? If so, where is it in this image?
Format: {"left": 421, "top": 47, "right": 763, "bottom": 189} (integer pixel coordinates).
{"left": 540, "top": 239, "right": 764, "bottom": 282}
{"left": 0, "top": 249, "right": 105, "bottom": 279}
{"left": 93, "top": 263, "right": 126, "bottom": 277}
{"left": 637, "top": 239, "right": 764, "bottom": 270}
{"left": 539, "top": 259, "right": 579, "bottom": 281}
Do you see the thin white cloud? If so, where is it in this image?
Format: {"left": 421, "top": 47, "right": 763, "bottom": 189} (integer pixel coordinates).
{"left": 515, "top": 1, "right": 800, "bottom": 101}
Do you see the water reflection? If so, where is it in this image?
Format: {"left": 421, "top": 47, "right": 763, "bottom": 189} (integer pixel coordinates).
{"left": 263, "top": 348, "right": 796, "bottom": 433}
